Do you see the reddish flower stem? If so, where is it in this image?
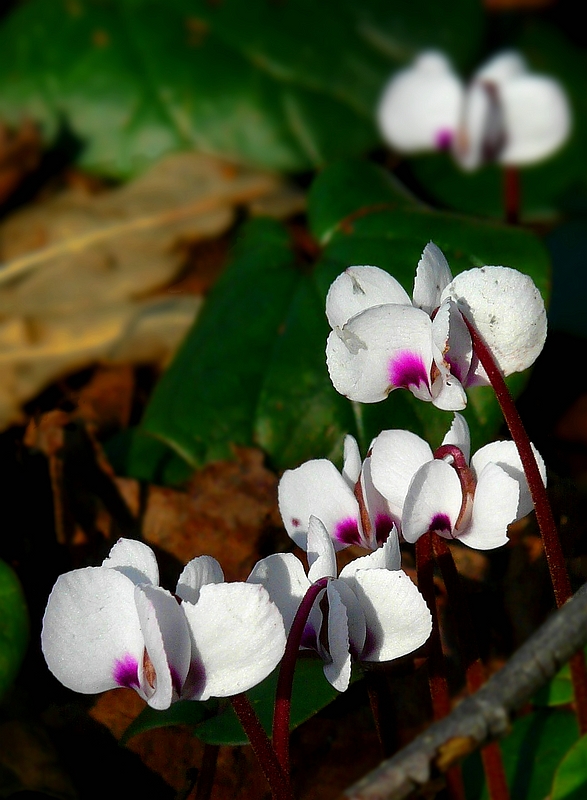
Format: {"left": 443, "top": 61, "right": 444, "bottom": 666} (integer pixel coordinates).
{"left": 433, "top": 537, "right": 510, "bottom": 800}
{"left": 273, "top": 577, "right": 330, "bottom": 775}
{"left": 416, "top": 532, "right": 466, "bottom": 800}
{"left": 464, "top": 315, "right": 587, "bottom": 734}
{"left": 504, "top": 166, "right": 521, "bottom": 226}
{"left": 230, "top": 693, "right": 293, "bottom": 800}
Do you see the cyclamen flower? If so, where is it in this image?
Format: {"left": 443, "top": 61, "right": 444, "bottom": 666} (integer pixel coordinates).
{"left": 278, "top": 433, "right": 397, "bottom": 552}
{"left": 249, "top": 517, "right": 432, "bottom": 691}
{"left": 42, "top": 539, "right": 286, "bottom": 708}
{"left": 369, "top": 414, "right": 546, "bottom": 550}
{"left": 377, "top": 51, "right": 571, "bottom": 170}
{"left": 326, "top": 241, "right": 546, "bottom": 410}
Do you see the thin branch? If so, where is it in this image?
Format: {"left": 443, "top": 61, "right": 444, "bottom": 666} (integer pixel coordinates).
{"left": 344, "top": 580, "right": 587, "bottom": 800}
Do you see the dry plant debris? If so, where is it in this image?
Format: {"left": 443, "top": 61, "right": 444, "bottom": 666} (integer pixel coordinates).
{"left": 0, "top": 152, "right": 298, "bottom": 430}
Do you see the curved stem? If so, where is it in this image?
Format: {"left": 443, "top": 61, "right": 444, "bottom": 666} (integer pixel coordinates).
{"left": 464, "top": 315, "right": 587, "bottom": 734}
{"left": 231, "top": 693, "right": 293, "bottom": 800}
{"left": 433, "top": 537, "right": 510, "bottom": 800}
{"left": 416, "top": 532, "right": 466, "bottom": 800}
{"left": 273, "top": 577, "right": 330, "bottom": 775}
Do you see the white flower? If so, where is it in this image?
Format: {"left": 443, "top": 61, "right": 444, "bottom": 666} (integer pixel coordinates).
{"left": 369, "top": 414, "right": 546, "bottom": 550}
{"left": 278, "top": 434, "right": 398, "bottom": 552}
{"left": 248, "top": 517, "right": 431, "bottom": 691}
{"left": 325, "top": 241, "right": 546, "bottom": 409}
{"left": 377, "top": 50, "right": 571, "bottom": 170}
{"left": 42, "top": 540, "right": 286, "bottom": 707}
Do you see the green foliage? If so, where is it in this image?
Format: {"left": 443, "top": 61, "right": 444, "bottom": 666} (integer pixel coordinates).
{"left": 551, "top": 733, "right": 587, "bottom": 800}
{"left": 137, "top": 160, "right": 550, "bottom": 478}
{"left": 121, "top": 658, "right": 348, "bottom": 746}
{"left": 0, "top": 0, "right": 483, "bottom": 178}
{"left": 464, "top": 709, "right": 579, "bottom": 800}
{"left": 0, "top": 559, "right": 28, "bottom": 700}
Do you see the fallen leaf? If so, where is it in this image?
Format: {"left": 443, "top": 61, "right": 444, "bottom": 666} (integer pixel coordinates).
{"left": 0, "top": 152, "right": 285, "bottom": 429}
{"left": 117, "top": 447, "right": 284, "bottom": 580}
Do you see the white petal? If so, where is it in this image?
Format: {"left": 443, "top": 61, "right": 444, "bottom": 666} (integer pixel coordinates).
{"left": 278, "top": 460, "right": 361, "bottom": 550}
{"left": 307, "top": 516, "right": 337, "bottom": 582}
{"left": 339, "top": 527, "right": 402, "bottom": 579}
{"left": 352, "top": 570, "right": 432, "bottom": 662}
{"left": 369, "top": 429, "right": 433, "bottom": 516}
{"left": 331, "top": 579, "right": 367, "bottom": 658}
{"left": 402, "top": 460, "right": 462, "bottom": 543}
{"left": 471, "top": 439, "right": 545, "bottom": 519}
{"left": 135, "top": 584, "right": 191, "bottom": 709}
{"left": 432, "top": 299, "right": 474, "bottom": 388}
{"left": 441, "top": 266, "right": 547, "bottom": 377}
{"left": 322, "top": 582, "right": 352, "bottom": 692}
{"left": 457, "top": 462, "right": 519, "bottom": 550}
{"left": 326, "top": 304, "right": 435, "bottom": 404}
{"left": 413, "top": 242, "right": 453, "bottom": 314}
{"left": 326, "top": 266, "right": 411, "bottom": 329}
{"left": 102, "top": 538, "right": 159, "bottom": 586}
{"left": 42, "top": 567, "right": 144, "bottom": 695}
{"left": 475, "top": 52, "right": 527, "bottom": 84}
{"left": 498, "top": 75, "right": 571, "bottom": 166}
{"left": 247, "top": 553, "right": 309, "bottom": 633}
{"left": 454, "top": 81, "right": 499, "bottom": 171}
{"left": 342, "top": 434, "right": 362, "bottom": 487}
{"left": 441, "top": 413, "right": 471, "bottom": 464}
{"left": 182, "top": 583, "right": 286, "bottom": 700}
{"left": 377, "top": 52, "right": 463, "bottom": 152}
{"left": 358, "top": 456, "right": 399, "bottom": 549}
{"left": 176, "top": 556, "right": 224, "bottom": 605}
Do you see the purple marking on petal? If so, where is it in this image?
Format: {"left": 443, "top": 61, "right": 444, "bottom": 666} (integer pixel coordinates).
{"left": 181, "top": 659, "right": 206, "bottom": 700}
{"left": 445, "top": 355, "right": 464, "bottom": 383}
{"left": 388, "top": 352, "right": 429, "bottom": 391}
{"left": 301, "top": 623, "right": 317, "bottom": 650}
{"left": 430, "top": 513, "right": 452, "bottom": 534}
{"left": 334, "top": 517, "right": 361, "bottom": 546}
{"left": 375, "top": 514, "right": 395, "bottom": 546}
{"left": 291, "top": 517, "right": 301, "bottom": 528}
{"left": 361, "top": 628, "right": 377, "bottom": 660}
{"left": 113, "top": 654, "right": 139, "bottom": 689}
{"left": 170, "top": 666, "right": 183, "bottom": 696}
{"left": 435, "top": 128, "right": 453, "bottom": 150}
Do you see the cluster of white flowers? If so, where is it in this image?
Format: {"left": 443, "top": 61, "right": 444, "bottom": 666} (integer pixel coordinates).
{"left": 377, "top": 50, "right": 571, "bottom": 170}
{"left": 42, "top": 241, "right": 547, "bottom": 706}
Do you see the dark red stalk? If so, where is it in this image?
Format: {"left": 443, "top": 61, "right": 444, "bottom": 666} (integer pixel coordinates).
{"left": 433, "top": 537, "right": 510, "bottom": 800}
{"left": 231, "top": 693, "right": 293, "bottom": 799}
{"left": 464, "top": 315, "right": 587, "bottom": 734}
{"left": 416, "top": 532, "right": 466, "bottom": 800}
{"left": 273, "top": 577, "right": 330, "bottom": 775}
{"left": 503, "top": 166, "right": 520, "bottom": 225}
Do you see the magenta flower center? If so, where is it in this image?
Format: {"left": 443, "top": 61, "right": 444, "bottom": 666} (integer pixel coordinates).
{"left": 113, "top": 654, "right": 139, "bottom": 689}
{"left": 388, "top": 351, "right": 429, "bottom": 390}
{"left": 435, "top": 128, "right": 453, "bottom": 150}
{"left": 334, "top": 517, "right": 361, "bottom": 546}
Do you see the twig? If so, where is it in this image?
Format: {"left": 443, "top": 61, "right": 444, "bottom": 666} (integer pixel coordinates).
{"left": 344, "top": 580, "right": 587, "bottom": 800}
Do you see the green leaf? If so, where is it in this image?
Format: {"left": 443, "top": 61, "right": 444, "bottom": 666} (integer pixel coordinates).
{"left": 140, "top": 161, "right": 550, "bottom": 478}
{"left": 408, "top": 23, "right": 587, "bottom": 221}
{"left": 0, "top": 0, "right": 483, "bottom": 177}
{"left": 533, "top": 663, "right": 573, "bottom": 708}
{"left": 120, "top": 698, "right": 217, "bottom": 744}
{"left": 0, "top": 559, "right": 28, "bottom": 700}
{"left": 464, "top": 708, "right": 579, "bottom": 800}
{"left": 194, "top": 658, "right": 352, "bottom": 746}
{"left": 551, "top": 733, "right": 587, "bottom": 800}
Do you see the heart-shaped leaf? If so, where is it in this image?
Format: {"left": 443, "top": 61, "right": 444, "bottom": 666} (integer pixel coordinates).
{"left": 139, "top": 161, "right": 550, "bottom": 477}
{"left": 0, "top": 0, "right": 483, "bottom": 177}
